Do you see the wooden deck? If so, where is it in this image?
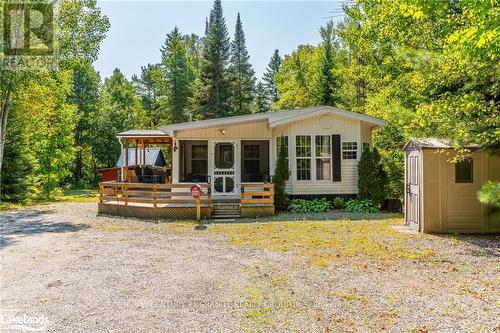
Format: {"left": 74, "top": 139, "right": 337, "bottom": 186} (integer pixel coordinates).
{"left": 98, "top": 181, "right": 274, "bottom": 219}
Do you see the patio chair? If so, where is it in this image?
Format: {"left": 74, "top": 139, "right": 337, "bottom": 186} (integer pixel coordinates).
{"left": 134, "top": 167, "right": 144, "bottom": 183}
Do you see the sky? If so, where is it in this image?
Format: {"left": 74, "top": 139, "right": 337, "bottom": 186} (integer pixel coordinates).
{"left": 94, "top": 1, "right": 345, "bottom": 81}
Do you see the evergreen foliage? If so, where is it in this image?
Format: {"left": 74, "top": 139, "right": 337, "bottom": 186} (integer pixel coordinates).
{"left": 196, "top": 0, "right": 232, "bottom": 119}
{"left": 357, "top": 148, "right": 388, "bottom": 207}
{"left": 161, "top": 27, "right": 196, "bottom": 123}
{"left": 273, "top": 137, "right": 289, "bottom": 211}
{"left": 254, "top": 82, "right": 270, "bottom": 113}
{"left": 69, "top": 60, "right": 101, "bottom": 183}
{"left": 228, "top": 13, "right": 256, "bottom": 115}
{"left": 132, "top": 64, "right": 165, "bottom": 127}
{"left": 316, "top": 21, "right": 340, "bottom": 106}
{"left": 262, "top": 49, "right": 282, "bottom": 106}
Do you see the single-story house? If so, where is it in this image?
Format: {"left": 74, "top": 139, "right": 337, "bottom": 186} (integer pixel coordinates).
{"left": 98, "top": 106, "right": 386, "bottom": 218}
{"left": 404, "top": 138, "right": 500, "bottom": 233}
{"left": 160, "top": 106, "right": 386, "bottom": 198}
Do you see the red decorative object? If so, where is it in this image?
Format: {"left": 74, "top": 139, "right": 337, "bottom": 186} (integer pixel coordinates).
{"left": 190, "top": 185, "right": 202, "bottom": 198}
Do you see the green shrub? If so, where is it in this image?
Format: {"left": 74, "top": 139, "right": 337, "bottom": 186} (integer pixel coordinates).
{"left": 477, "top": 181, "right": 500, "bottom": 208}
{"left": 288, "top": 199, "right": 309, "bottom": 213}
{"left": 309, "top": 198, "right": 331, "bottom": 213}
{"left": 345, "top": 199, "right": 379, "bottom": 213}
{"left": 273, "top": 137, "right": 290, "bottom": 211}
{"left": 332, "top": 197, "right": 346, "bottom": 209}
{"left": 288, "top": 198, "right": 331, "bottom": 213}
{"left": 358, "top": 148, "right": 388, "bottom": 207}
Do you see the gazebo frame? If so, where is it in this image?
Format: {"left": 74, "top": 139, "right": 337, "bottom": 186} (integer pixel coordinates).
{"left": 117, "top": 130, "right": 173, "bottom": 182}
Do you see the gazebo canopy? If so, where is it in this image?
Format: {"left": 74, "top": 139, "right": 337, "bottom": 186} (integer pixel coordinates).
{"left": 117, "top": 130, "right": 172, "bottom": 145}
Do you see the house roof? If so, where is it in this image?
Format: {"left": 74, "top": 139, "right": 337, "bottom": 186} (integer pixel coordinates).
{"left": 403, "top": 138, "right": 481, "bottom": 151}
{"left": 116, "top": 148, "right": 165, "bottom": 167}
{"left": 159, "top": 106, "right": 387, "bottom": 135}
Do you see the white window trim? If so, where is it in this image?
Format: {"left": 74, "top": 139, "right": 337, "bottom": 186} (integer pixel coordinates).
{"left": 342, "top": 141, "right": 358, "bottom": 160}
{"left": 315, "top": 135, "right": 332, "bottom": 181}
{"left": 295, "top": 135, "right": 313, "bottom": 181}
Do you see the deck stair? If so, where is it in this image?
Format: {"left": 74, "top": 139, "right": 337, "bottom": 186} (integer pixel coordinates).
{"left": 211, "top": 199, "right": 240, "bottom": 218}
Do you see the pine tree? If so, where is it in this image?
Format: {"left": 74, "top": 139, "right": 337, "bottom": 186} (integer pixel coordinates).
{"left": 161, "top": 26, "right": 195, "bottom": 123}
{"left": 263, "top": 49, "right": 282, "bottom": 106}
{"left": 132, "top": 63, "right": 165, "bottom": 127}
{"left": 196, "top": 0, "right": 231, "bottom": 119}
{"left": 317, "top": 20, "right": 340, "bottom": 106}
{"left": 254, "top": 82, "right": 270, "bottom": 113}
{"left": 228, "top": 13, "right": 256, "bottom": 115}
{"left": 273, "top": 137, "right": 289, "bottom": 211}
{"left": 358, "top": 147, "right": 388, "bottom": 207}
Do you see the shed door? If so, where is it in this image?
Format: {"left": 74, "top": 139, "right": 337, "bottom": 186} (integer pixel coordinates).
{"left": 405, "top": 150, "right": 421, "bottom": 230}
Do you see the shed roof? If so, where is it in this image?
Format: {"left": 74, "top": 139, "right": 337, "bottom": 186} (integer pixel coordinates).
{"left": 159, "top": 106, "right": 386, "bottom": 135}
{"left": 403, "top": 138, "right": 481, "bottom": 151}
{"left": 116, "top": 148, "right": 165, "bottom": 167}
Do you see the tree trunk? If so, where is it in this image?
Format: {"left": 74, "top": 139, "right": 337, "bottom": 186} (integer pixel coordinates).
{"left": 0, "top": 88, "right": 12, "bottom": 183}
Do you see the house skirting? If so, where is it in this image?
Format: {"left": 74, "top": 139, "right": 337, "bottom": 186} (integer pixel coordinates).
{"left": 289, "top": 194, "right": 356, "bottom": 200}
{"left": 98, "top": 203, "right": 212, "bottom": 220}
{"left": 240, "top": 205, "right": 275, "bottom": 218}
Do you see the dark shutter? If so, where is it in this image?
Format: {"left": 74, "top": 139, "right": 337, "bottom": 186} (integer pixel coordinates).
{"left": 332, "top": 134, "right": 341, "bottom": 182}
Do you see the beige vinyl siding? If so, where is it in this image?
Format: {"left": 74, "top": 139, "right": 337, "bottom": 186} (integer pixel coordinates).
{"left": 422, "top": 150, "right": 442, "bottom": 232}
{"left": 273, "top": 114, "right": 360, "bottom": 195}
{"left": 421, "top": 150, "right": 500, "bottom": 233}
{"left": 360, "top": 122, "right": 373, "bottom": 148}
{"left": 174, "top": 121, "right": 272, "bottom": 139}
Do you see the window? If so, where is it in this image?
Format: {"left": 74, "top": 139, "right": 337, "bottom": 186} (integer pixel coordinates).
{"left": 180, "top": 140, "right": 208, "bottom": 182}
{"left": 191, "top": 144, "right": 208, "bottom": 176}
{"left": 241, "top": 141, "right": 269, "bottom": 182}
{"left": 455, "top": 158, "right": 473, "bottom": 183}
{"left": 362, "top": 142, "right": 370, "bottom": 152}
{"left": 296, "top": 136, "right": 311, "bottom": 180}
{"left": 214, "top": 142, "right": 234, "bottom": 169}
{"left": 315, "top": 135, "right": 331, "bottom": 180}
{"left": 243, "top": 144, "right": 260, "bottom": 173}
{"left": 342, "top": 142, "right": 358, "bottom": 159}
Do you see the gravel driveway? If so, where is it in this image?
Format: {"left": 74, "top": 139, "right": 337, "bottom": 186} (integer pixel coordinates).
{"left": 1, "top": 203, "right": 499, "bottom": 333}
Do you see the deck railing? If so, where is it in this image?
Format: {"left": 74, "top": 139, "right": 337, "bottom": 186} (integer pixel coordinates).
{"left": 240, "top": 183, "right": 274, "bottom": 206}
{"left": 99, "top": 182, "right": 211, "bottom": 207}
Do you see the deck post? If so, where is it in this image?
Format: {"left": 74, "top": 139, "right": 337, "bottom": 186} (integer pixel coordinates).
{"left": 124, "top": 183, "right": 128, "bottom": 206}
{"left": 135, "top": 140, "right": 138, "bottom": 172}
{"left": 153, "top": 183, "right": 157, "bottom": 208}
{"left": 124, "top": 139, "right": 129, "bottom": 182}
{"left": 142, "top": 140, "right": 146, "bottom": 170}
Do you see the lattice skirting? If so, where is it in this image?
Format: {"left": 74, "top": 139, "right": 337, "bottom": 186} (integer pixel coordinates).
{"left": 98, "top": 203, "right": 212, "bottom": 220}
{"left": 240, "top": 205, "right": 275, "bottom": 218}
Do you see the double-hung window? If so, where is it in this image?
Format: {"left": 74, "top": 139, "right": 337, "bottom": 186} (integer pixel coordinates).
{"left": 296, "top": 136, "right": 311, "bottom": 180}
{"left": 342, "top": 142, "right": 358, "bottom": 159}
{"left": 315, "top": 135, "right": 331, "bottom": 180}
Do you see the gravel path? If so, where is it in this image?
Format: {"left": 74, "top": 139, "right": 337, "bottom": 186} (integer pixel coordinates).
{"left": 1, "top": 203, "right": 499, "bottom": 332}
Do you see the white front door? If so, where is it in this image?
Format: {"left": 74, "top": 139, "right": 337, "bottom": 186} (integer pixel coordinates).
{"left": 210, "top": 140, "right": 239, "bottom": 196}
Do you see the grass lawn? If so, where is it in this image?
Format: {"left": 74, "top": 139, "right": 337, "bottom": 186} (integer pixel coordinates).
{"left": 0, "top": 188, "right": 98, "bottom": 211}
